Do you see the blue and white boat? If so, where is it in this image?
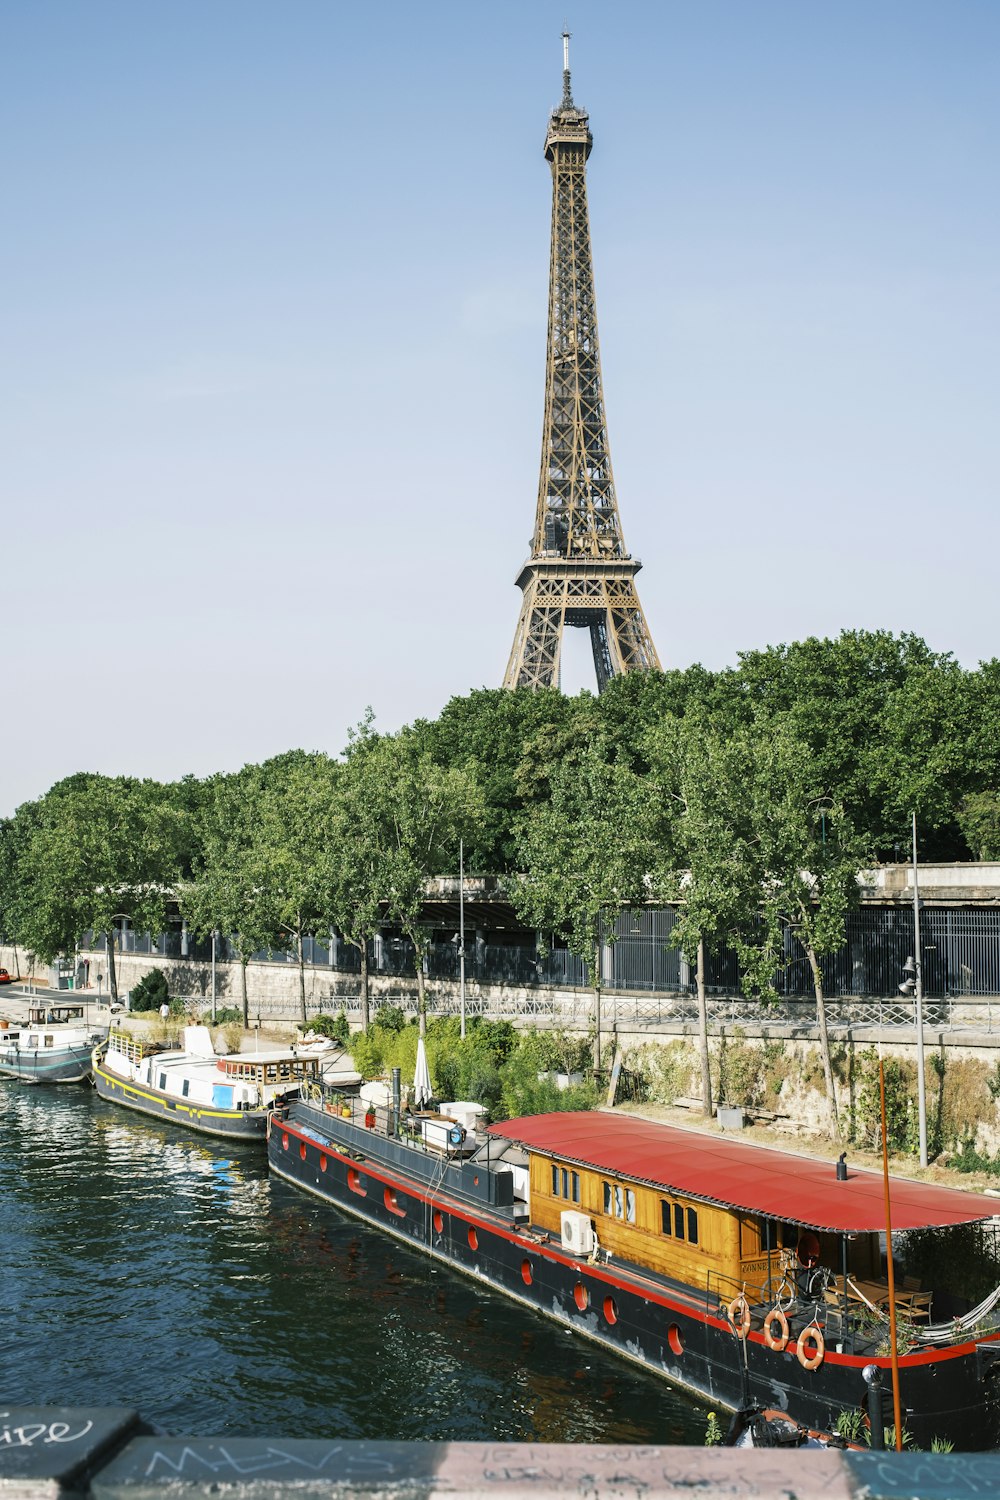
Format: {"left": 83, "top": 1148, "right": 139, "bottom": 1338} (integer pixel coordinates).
{"left": 0, "top": 1004, "right": 104, "bottom": 1084}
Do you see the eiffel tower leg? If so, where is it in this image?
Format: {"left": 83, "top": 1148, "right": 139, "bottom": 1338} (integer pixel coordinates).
{"left": 589, "top": 617, "right": 619, "bottom": 694}
{"left": 503, "top": 580, "right": 564, "bottom": 690}
{"left": 607, "top": 600, "right": 661, "bottom": 674}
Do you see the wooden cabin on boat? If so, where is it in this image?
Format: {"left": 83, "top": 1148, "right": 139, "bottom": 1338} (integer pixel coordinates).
{"left": 494, "top": 1113, "right": 1000, "bottom": 1317}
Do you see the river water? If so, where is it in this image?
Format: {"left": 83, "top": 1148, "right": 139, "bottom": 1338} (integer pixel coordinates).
{"left": 0, "top": 1081, "right": 707, "bottom": 1443}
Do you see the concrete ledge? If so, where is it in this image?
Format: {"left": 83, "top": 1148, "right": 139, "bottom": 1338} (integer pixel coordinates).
{"left": 3, "top": 1411, "right": 1000, "bottom": 1500}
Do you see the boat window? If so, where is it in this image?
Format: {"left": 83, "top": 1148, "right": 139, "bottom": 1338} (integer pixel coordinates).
{"left": 44, "top": 1035, "right": 54, "bottom": 1048}
{"left": 603, "top": 1182, "right": 634, "bottom": 1221}
{"left": 159, "top": 1073, "right": 167, "bottom": 1090}
{"left": 661, "top": 1198, "right": 693, "bottom": 1241}
{"left": 552, "top": 1165, "right": 579, "bottom": 1201}
{"left": 182, "top": 1080, "right": 190, "bottom": 1098}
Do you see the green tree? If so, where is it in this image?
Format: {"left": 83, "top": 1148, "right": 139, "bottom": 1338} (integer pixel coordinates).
{"left": 729, "top": 721, "right": 871, "bottom": 1140}
{"left": 255, "top": 750, "right": 337, "bottom": 1025}
{"left": 182, "top": 767, "right": 283, "bottom": 1026}
{"left": 510, "top": 746, "right": 655, "bottom": 1073}
{"left": 315, "top": 737, "right": 383, "bottom": 1030}
{"left": 13, "top": 774, "right": 188, "bottom": 1003}
{"left": 645, "top": 715, "right": 765, "bottom": 1117}
{"left": 957, "top": 791, "right": 1000, "bottom": 861}
{"left": 369, "top": 733, "right": 483, "bottom": 1036}
{"left": 417, "top": 687, "right": 589, "bottom": 870}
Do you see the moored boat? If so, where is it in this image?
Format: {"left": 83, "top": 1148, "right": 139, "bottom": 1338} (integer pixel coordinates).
{"left": 0, "top": 1004, "right": 105, "bottom": 1084}
{"left": 267, "top": 1092, "right": 1000, "bottom": 1450}
{"left": 92, "top": 1025, "right": 338, "bottom": 1141}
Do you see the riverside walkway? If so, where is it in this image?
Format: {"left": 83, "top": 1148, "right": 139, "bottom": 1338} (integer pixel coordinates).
{"left": 2, "top": 1407, "right": 997, "bottom": 1499}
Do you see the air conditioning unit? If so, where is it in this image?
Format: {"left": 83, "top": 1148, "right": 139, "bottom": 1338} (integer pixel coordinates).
{"left": 561, "top": 1210, "right": 594, "bottom": 1257}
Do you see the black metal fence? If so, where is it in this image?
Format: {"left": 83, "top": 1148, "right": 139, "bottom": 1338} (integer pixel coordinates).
{"left": 86, "top": 904, "right": 1000, "bottom": 999}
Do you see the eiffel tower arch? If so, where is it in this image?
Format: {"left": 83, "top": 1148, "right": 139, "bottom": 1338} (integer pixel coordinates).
{"left": 504, "top": 36, "right": 661, "bottom": 693}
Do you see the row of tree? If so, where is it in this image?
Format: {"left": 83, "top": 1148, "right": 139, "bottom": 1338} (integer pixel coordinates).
{"left": 1, "top": 629, "right": 998, "bottom": 1138}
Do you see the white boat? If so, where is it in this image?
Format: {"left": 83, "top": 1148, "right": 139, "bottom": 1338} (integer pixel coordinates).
{"left": 92, "top": 1024, "right": 329, "bottom": 1141}
{"left": 0, "top": 1004, "right": 105, "bottom": 1084}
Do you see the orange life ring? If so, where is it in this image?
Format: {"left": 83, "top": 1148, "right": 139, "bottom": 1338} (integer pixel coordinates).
{"left": 763, "top": 1306, "right": 789, "bottom": 1352}
{"left": 796, "top": 1323, "right": 825, "bottom": 1371}
{"left": 797, "top": 1231, "right": 821, "bottom": 1269}
{"left": 727, "top": 1295, "right": 751, "bottom": 1338}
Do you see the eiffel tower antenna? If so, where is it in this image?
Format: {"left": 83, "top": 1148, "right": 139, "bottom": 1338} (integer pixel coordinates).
{"left": 503, "top": 36, "right": 661, "bottom": 692}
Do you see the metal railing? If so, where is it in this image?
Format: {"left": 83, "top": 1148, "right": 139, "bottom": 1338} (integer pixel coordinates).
{"left": 80, "top": 902, "right": 1000, "bottom": 1018}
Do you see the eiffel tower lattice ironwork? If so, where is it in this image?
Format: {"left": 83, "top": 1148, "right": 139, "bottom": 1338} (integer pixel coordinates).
{"left": 504, "top": 36, "right": 661, "bottom": 693}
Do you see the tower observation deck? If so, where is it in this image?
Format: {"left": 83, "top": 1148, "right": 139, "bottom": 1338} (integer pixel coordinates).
{"left": 503, "top": 35, "right": 661, "bottom": 692}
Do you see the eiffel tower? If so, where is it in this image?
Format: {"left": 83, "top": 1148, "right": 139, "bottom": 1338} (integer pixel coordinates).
{"left": 504, "top": 35, "right": 661, "bottom": 693}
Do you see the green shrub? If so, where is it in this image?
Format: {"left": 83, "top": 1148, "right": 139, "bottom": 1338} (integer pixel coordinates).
{"left": 306, "top": 1011, "right": 350, "bottom": 1044}
{"left": 374, "top": 1004, "right": 406, "bottom": 1033}
{"left": 130, "top": 969, "right": 170, "bottom": 1013}
{"left": 498, "top": 1046, "right": 599, "bottom": 1120}
{"left": 852, "top": 1048, "right": 917, "bottom": 1154}
{"left": 949, "top": 1136, "right": 1000, "bottom": 1176}
{"left": 638, "top": 1040, "right": 694, "bottom": 1105}
{"left": 210, "top": 1006, "right": 243, "bottom": 1024}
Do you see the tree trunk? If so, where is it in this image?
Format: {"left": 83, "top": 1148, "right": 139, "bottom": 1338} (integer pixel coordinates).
{"left": 240, "top": 953, "right": 249, "bottom": 1029}
{"left": 697, "top": 936, "right": 713, "bottom": 1117}
{"left": 416, "top": 958, "right": 426, "bottom": 1039}
{"left": 106, "top": 932, "right": 118, "bottom": 1004}
{"left": 807, "top": 941, "right": 841, "bottom": 1140}
{"left": 297, "top": 927, "right": 307, "bottom": 1026}
{"left": 360, "top": 943, "right": 370, "bottom": 1030}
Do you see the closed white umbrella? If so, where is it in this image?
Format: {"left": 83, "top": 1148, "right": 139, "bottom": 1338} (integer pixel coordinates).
{"left": 414, "top": 1036, "right": 432, "bottom": 1107}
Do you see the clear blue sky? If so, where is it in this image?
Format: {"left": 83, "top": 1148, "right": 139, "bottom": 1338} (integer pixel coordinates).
{"left": 2, "top": 1, "right": 997, "bottom": 816}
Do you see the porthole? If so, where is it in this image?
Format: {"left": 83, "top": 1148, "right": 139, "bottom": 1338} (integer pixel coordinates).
{"left": 468, "top": 1227, "right": 479, "bottom": 1251}
{"left": 281, "top": 1133, "right": 289, "bottom": 1151}
{"left": 574, "top": 1282, "right": 589, "bottom": 1311}
{"left": 433, "top": 1210, "right": 444, "bottom": 1235}
{"left": 668, "top": 1323, "right": 684, "bottom": 1356}
{"left": 320, "top": 1155, "right": 327, "bottom": 1173}
{"left": 384, "top": 1187, "right": 406, "bottom": 1218}
{"left": 347, "top": 1168, "right": 367, "bottom": 1197}
{"left": 603, "top": 1296, "right": 619, "bottom": 1325}
{"left": 299, "top": 1142, "right": 307, "bottom": 1160}
{"left": 521, "top": 1259, "right": 533, "bottom": 1285}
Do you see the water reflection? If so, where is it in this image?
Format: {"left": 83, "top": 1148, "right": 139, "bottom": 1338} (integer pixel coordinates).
{"left": 0, "top": 1082, "right": 706, "bottom": 1443}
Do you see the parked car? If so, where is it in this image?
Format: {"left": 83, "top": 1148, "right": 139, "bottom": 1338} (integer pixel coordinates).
{"left": 0, "top": 968, "right": 12, "bottom": 985}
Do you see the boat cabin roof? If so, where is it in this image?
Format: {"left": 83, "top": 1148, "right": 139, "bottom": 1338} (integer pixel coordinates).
{"left": 28, "top": 1004, "right": 84, "bottom": 1024}
{"left": 490, "top": 1112, "right": 1000, "bottom": 1234}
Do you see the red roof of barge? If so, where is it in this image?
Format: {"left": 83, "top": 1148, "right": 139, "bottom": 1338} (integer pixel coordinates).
{"left": 489, "top": 1112, "right": 1000, "bottom": 1234}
